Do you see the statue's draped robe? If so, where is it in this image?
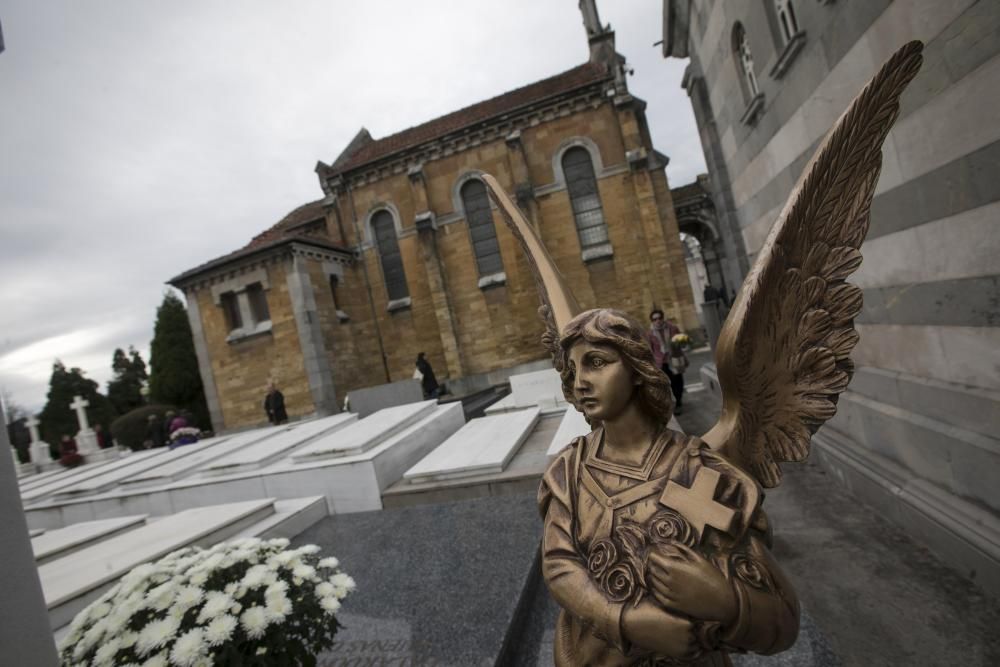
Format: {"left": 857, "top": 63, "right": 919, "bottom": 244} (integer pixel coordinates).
{"left": 539, "top": 428, "right": 799, "bottom": 666}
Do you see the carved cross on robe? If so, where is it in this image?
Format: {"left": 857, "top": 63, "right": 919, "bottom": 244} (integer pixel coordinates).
{"left": 659, "top": 466, "right": 737, "bottom": 539}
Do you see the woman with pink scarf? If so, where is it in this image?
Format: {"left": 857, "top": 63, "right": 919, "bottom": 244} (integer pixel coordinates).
{"left": 646, "top": 309, "right": 686, "bottom": 414}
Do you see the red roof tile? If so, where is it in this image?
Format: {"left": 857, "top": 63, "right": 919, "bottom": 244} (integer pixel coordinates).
{"left": 330, "top": 61, "right": 611, "bottom": 174}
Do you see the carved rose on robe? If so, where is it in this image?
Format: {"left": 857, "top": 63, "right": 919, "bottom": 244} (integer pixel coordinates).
{"left": 602, "top": 563, "right": 637, "bottom": 603}
{"left": 646, "top": 510, "right": 697, "bottom": 547}
{"left": 587, "top": 539, "right": 618, "bottom": 579}
{"left": 731, "top": 553, "right": 774, "bottom": 591}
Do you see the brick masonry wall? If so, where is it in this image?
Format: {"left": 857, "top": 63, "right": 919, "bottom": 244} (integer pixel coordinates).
{"left": 194, "top": 259, "right": 312, "bottom": 429}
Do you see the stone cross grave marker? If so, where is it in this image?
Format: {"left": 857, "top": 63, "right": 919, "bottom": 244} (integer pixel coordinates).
{"left": 26, "top": 415, "right": 49, "bottom": 465}
{"left": 69, "top": 395, "right": 98, "bottom": 454}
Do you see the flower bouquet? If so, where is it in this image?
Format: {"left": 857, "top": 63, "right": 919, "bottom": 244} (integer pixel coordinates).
{"left": 169, "top": 427, "right": 202, "bottom": 448}
{"left": 59, "top": 537, "right": 355, "bottom": 667}
{"left": 670, "top": 333, "right": 691, "bottom": 349}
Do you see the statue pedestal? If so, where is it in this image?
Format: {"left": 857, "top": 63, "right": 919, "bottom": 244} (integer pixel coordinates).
{"left": 29, "top": 441, "right": 50, "bottom": 467}
{"left": 83, "top": 447, "right": 122, "bottom": 464}
{"left": 76, "top": 429, "right": 99, "bottom": 455}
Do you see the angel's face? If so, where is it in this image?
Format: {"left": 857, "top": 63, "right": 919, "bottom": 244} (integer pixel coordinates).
{"left": 567, "top": 340, "right": 637, "bottom": 422}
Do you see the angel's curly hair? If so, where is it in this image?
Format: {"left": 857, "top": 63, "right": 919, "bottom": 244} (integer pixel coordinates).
{"left": 557, "top": 308, "right": 673, "bottom": 425}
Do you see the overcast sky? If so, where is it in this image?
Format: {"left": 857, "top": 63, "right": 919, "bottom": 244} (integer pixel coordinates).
{"left": 0, "top": 1, "right": 705, "bottom": 414}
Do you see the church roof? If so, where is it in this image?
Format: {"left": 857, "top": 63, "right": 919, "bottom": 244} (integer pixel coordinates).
{"left": 327, "top": 61, "right": 611, "bottom": 175}
{"left": 172, "top": 61, "right": 612, "bottom": 287}
{"left": 168, "top": 199, "right": 349, "bottom": 287}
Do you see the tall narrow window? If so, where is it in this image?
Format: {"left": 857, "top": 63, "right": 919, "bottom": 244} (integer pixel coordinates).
{"left": 734, "top": 23, "right": 759, "bottom": 98}
{"left": 329, "top": 274, "right": 341, "bottom": 310}
{"left": 246, "top": 283, "right": 270, "bottom": 323}
{"left": 371, "top": 210, "right": 409, "bottom": 301}
{"left": 221, "top": 292, "right": 242, "bottom": 332}
{"left": 774, "top": 0, "right": 799, "bottom": 45}
{"left": 461, "top": 179, "right": 504, "bottom": 276}
{"left": 562, "top": 147, "right": 609, "bottom": 250}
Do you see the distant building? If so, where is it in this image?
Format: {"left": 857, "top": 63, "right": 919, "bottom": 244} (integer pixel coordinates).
{"left": 664, "top": 0, "right": 1000, "bottom": 594}
{"left": 170, "top": 1, "right": 698, "bottom": 431}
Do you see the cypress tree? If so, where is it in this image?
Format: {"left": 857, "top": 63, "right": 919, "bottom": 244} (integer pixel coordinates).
{"left": 38, "top": 361, "right": 116, "bottom": 445}
{"left": 107, "top": 346, "right": 149, "bottom": 414}
{"left": 149, "top": 292, "right": 210, "bottom": 429}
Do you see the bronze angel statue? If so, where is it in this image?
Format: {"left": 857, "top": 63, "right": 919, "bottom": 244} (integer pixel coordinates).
{"left": 482, "top": 41, "right": 924, "bottom": 666}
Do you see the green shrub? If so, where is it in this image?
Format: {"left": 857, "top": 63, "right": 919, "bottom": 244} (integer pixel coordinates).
{"left": 110, "top": 404, "right": 176, "bottom": 451}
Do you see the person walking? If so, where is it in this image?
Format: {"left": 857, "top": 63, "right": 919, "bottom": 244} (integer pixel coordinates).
{"left": 646, "top": 309, "right": 686, "bottom": 414}
{"left": 264, "top": 381, "right": 288, "bottom": 425}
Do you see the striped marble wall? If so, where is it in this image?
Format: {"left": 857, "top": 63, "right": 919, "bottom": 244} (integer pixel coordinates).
{"left": 669, "top": 0, "right": 1000, "bottom": 595}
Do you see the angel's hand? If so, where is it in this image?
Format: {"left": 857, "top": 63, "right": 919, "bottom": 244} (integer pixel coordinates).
{"left": 647, "top": 544, "right": 737, "bottom": 625}
{"left": 621, "top": 599, "right": 699, "bottom": 660}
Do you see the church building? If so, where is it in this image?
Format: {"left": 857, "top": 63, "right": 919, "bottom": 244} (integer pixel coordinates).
{"left": 170, "top": 2, "right": 698, "bottom": 431}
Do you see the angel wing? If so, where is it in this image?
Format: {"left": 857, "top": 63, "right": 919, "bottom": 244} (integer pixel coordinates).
{"left": 482, "top": 173, "right": 581, "bottom": 369}
{"left": 701, "top": 41, "right": 924, "bottom": 488}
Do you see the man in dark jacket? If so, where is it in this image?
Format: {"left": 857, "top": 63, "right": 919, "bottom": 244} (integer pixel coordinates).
{"left": 264, "top": 382, "right": 288, "bottom": 424}
{"left": 415, "top": 352, "right": 441, "bottom": 399}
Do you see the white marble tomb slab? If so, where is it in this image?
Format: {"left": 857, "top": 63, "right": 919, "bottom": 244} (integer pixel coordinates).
{"left": 485, "top": 368, "right": 567, "bottom": 415}
{"left": 546, "top": 406, "right": 592, "bottom": 458}
{"left": 404, "top": 407, "right": 541, "bottom": 483}
{"left": 18, "top": 467, "right": 73, "bottom": 491}
{"left": 49, "top": 435, "right": 236, "bottom": 499}
{"left": 40, "top": 498, "right": 275, "bottom": 630}
{"left": 32, "top": 515, "right": 147, "bottom": 564}
{"left": 119, "top": 426, "right": 288, "bottom": 489}
{"left": 20, "top": 450, "right": 169, "bottom": 504}
{"left": 290, "top": 400, "right": 438, "bottom": 462}
{"left": 22, "top": 404, "right": 467, "bottom": 528}
{"left": 201, "top": 413, "right": 357, "bottom": 475}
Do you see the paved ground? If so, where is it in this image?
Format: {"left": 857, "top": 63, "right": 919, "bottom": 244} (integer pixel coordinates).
{"left": 675, "top": 351, "right": 1000, "bottom": 667}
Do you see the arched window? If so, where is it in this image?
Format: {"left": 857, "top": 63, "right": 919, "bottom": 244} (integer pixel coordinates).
{"left": 733, "top": 23, "right": 759, "bottom": 99}
{"left": 774, "top": 0, "right": 799, "bottom": 45}
{"left": 460, "top": 179, "right": 504, "bottom": 276}
{"left": 562, "top": 147, "right": 609, "bottom": 250}
{"left": 370, "top": 210, "right": 409, "bottom": 301}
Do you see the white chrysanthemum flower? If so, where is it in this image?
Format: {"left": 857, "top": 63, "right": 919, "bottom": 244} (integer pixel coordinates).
{"left": 240, "top": 606, "right": 271, "bottom": 639}
{"left": 141, "top": 653, "right": 168, "bottom": 667}
{"left": 330, "top": 573, "right": 356, "bottom": 592}
{"left": 189, "top": 571, "right": 208, "bottom": 586}
{"left": 93, "top": 636, "right": 122, "bottom": 666}
{"left": 274, "top": 551, "right": 300, "bottom": 568}
{"left": 197, "top": 591, "right": 235, "bottom": 623}
{"left": 89, "top": 601, "right": 112, "bottom": 620}
{"left": 224, "top": 582, "right": 237, "bottom": 595}
{"left": 317, "top": 557, "right": 340, "bottom": 569}
{"left": 230, "top": 602, "right": 242, "bottom": 615}
{"left": 172, "top": 585, "right": 204, "bottom": 613}
{"left": 204, "top": 614, "right": 237, "bottom": 646}
{"left": 147, "top": 582, "right": 177, "bottom": 611}
{"left": 264, "top": 580, "right": 289, "bottom": 599}
{"left": 242, "top": 564, "right": 270, "bottom": 588}
{"left": 265, "top": 593, "right": 292, "bottom": 619}
{"left": 319, "top": 596, "right": 341, "bottom": 614}
{"left": 292, "top": 564, "right": 316, "bottom": 580}
{"left": 136, "top": 616, "right": 181, "bottom": 656}
{"left": 120, "top": 631, "right": 139, "bottom": 649}
{"left": 169, "top": 628, "right": 207, "bottom": 667}
{"left": 268, "top": 538, "right": 290, "bottom": 549}
{"left": 297, "top": 544, "right": 321, "bottom": 555}
{"left": 315, "top": 582, "right": 335, "bottom": 598}
{"left": 72, "top": 636, "right": 91, "bottom": 662}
